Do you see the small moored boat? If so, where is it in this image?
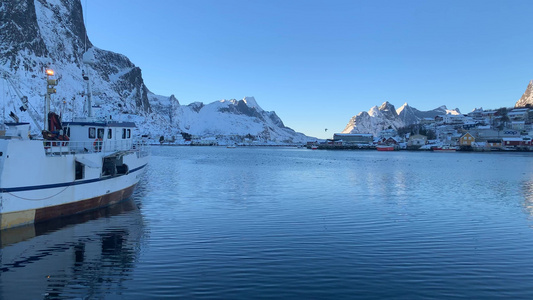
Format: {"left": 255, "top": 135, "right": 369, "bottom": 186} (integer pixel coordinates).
{"left": 376, "top": 145, "right": 395, "bottom": 151}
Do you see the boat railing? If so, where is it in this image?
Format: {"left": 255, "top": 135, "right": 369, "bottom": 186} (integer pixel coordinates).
{"left": 43, "top": 139, "right": 150, "bottom": 156}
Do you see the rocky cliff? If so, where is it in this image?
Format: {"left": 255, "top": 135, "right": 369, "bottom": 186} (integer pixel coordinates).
{"left": 515, "top": 80, "right": 533, "bottom": 108}
{"left": 0, "top": 0, "right": 309, "bottom": 144}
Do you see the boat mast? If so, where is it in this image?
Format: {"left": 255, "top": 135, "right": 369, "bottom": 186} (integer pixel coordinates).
{"left": 82, "top": 49, "right": 95, "bottom": 118}
{"left": 45, "top": 69, "right": 57, "bottom": 131}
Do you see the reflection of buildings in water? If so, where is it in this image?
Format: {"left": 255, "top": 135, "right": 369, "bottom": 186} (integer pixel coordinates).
{"left": 523, "top": 181, "right": 533, "bottom": 217}
{"left": 0, "top": 200, "right": 144, "bottom": 299}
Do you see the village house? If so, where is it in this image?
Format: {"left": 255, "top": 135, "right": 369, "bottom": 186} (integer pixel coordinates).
{"left": 379, "top": 129, "right": 397, "bottom": 139}
{"left": 459, "top": 132, "right": 475, "bottom": 146}
{"left": 326, "top": 139, "right": 344, "bottom": 146}
{"left": 511, "top": 121, "right": 526, "bottom": 130}
{"left": 486, "top": 139, "right": 502, "bottom": 149}
{"left": 444, "top": 114, "right": 467, "bottom": 125}
{"left": 468, "top": 128, "right": 520, "bottom": 142}
{"left": 467, "top": 108, "right": 484, "bottom": 120}
{"left": 407, "top": 134, "right": 427, "bottom": 149}
{"left": 502, "top": 137, "right": 532, "bottom": 150}
{"left": 508, "top": 108, "right": 529, "bottom": 121}
{"left": 480, "top": 110, "right": 499, "bottom": 126}
{"left": 378, "top": 136, "right": 401, "bottom": 145}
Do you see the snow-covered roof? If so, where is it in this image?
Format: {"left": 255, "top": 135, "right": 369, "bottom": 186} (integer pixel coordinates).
{"left": 508, "top": 111, "right": 528, "bottom": 116}
{"left": 334, "top": 133, "right": 373, "bottom": 137}
{"left": 502, "top": 137, "right": 526, "bottom": 142}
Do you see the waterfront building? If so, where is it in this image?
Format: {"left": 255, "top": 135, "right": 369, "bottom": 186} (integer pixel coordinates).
{"left": 460, "top": 132, "right": 475, "bottom": 146}
{"left": 407, "top": 134, "right": 427, "bottom": 148}
{"left": 333, "top": 133, "right": 373, "bottom": 144}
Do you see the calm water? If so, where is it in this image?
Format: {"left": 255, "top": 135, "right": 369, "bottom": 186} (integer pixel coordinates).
{"left": 2, "top": 147, "right": 533, "bottom": 299}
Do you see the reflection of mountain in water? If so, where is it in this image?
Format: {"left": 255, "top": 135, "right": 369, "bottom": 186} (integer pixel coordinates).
{"left": 0, "top": 200, "right": 144, "bottom": 299}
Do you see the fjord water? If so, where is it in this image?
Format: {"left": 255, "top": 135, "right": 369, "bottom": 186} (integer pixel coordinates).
{"left": 2, "top": 147, "right": 533, "bottom": 299}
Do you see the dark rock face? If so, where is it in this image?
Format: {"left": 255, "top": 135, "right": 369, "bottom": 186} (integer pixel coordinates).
{"left": 267, "top": 111, "right": 285, "bottom": 128}
{"left": 187, "top": 102, "right": 204, "bottom": 112}
{"left": 217, "top": 100, "right": 262, "bottom": 119}
{"left": 235, "top": 100, "right": 262, "bottom": 119}
{"left": 1, "top": 0, "right": 150, "bottom": 114}
{"left": 0, "top": 0, "right": 49, "bottom": 69}
{"left": 37, "top": 0, "right": 91, "bottom": 64}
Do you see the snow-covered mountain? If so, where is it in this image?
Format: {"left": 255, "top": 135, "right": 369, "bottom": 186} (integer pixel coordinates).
{"left": 397, "top": 103, "right": 461, "bottom": 125}
{"left": 149, "top": 95, "right": 306, "bottom": 142}
{"left": 342, "top": 102, "right": 405, "bottom": 136}
{"left": 515, "top": 80, "right": 533, "bottom": 108}
{"left": 342, "top": 101, "right": 461, "bottom": 136}
{"left": 0, "top": 0, "right": 309, "bottom": 144}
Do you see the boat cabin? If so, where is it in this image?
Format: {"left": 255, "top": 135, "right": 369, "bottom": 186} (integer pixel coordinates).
{"left": 3, "top": 123, "right": 31, "bottom": 139}
{"left": 63, "top": 120, "right": 136, "bottom": 153}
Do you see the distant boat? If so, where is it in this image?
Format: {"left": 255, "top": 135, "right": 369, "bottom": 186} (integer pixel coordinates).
{"left": 376, "top": 145, "right": 395, "bottom": 151}
{"left": 311, "top": 145, "right": 318, "bottom": 150}
{"left": 227, "top": 144, "right": 237, "bottom": 148}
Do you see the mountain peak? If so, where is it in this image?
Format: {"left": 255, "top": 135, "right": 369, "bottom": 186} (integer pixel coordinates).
{"left": 515, "top": 80, "right": 533, "bottom": 108}
{"left": 368, "top": 105, "right": 380, "bottom": 116}
{"left": 243, "top": 96, "right": 263, "bottom": 112}
{"left": 343, "top": 102, "right": 466, "bottom": 136}
{"left": 379, "top": 101, "right": 394, "bottom": 110}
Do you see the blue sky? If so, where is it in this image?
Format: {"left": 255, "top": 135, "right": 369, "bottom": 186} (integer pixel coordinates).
{"left": 82, "top": 0, "right": 533, "bottom": 139}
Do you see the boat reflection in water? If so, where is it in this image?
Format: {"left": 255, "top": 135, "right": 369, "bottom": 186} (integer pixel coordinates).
{"left": 0, "top": 199, "right": 144, "bottom": 299}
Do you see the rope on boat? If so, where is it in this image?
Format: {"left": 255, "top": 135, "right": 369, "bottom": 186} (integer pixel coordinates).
{"left": 6, "top": 185, "right": 70, "bottom": 201}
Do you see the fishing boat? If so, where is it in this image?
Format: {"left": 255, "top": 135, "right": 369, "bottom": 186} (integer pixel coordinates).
{"left": 376, "top": 145, "right": 395, "bottom": 151}
{"left": 0, "top": 51, "right": 149, "bottom": 230}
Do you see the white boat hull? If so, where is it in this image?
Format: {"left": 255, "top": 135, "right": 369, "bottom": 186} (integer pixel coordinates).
{"left": 0, "top": 138, "right": 148, "bottom": 229}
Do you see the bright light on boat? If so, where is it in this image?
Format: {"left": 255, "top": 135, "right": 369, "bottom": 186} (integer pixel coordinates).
{"left": 46, "top": 69, "right": 54, "bottom": 76}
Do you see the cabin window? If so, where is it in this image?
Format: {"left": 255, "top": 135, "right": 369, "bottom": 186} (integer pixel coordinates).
{"left": 127, "top": 129, "right": 131, "bottom": 138}
{"left": 108, "top": 129, "right": 112, "bottom": 139}
{"left": 122, "top": 129, "right": 126, "bottom": 139}
{"left": 75, "top": 162, "right": 85, "bottom": 180}
{"left": 97, "top": 128, "right": 104, "bottom": 139}
{"left": 89, "top": 127, "right": 96, "bottom": 138}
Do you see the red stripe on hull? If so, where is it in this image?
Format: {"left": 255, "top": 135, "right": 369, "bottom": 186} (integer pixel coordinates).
{"left": 34, "top": 184, "right": 137, "bottom": 223}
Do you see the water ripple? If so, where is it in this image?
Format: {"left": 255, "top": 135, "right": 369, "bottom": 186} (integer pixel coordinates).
{"left": 3, "top": 148, "right": 533, "bottom": 299}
